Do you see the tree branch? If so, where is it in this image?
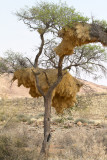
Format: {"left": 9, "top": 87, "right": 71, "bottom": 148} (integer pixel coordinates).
{"left": 23, "top": 20, "right": 39, "bottom": 30}
{"left": 46, "top": 56, "right": 65, "bottom": 96}
{"left": 32, "top": 70, "right": 45, "bottom": 97}
{"left": 26, "top": 57, "right": 34, "bottom": 67}
{"left": 43, "top": 71, "right": 51, "bottom": 86}
{"left": 58, "top": 56, "right": 64, "bottom": 77}
{"left": 34, "top": 33, "right": 45, "bottom": 68}
{"left": 46, "top": 74, "right": 63, "bottom": 96}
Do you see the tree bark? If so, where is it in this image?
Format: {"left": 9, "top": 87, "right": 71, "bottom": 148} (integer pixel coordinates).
{"left": 34, "top": 33, "right": 44, "bottom": 68}
{"left": 38, "top": 94, "right": 52, "bottom": 160}
{"left": 34, "top": 57, "right": 64, "bottom": 160}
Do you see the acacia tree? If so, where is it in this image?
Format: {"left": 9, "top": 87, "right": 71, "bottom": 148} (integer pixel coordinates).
{"left": 0, "top": 50, "right": 31, "bottom": 73}
{"left": 15, "top": 2, "right": 107, "bottom": 159}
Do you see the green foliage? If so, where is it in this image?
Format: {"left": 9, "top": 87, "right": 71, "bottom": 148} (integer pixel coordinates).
{"left": 16, "top": 1, "right": 89, "bottom": 31}
{"left": 16, "top": 1, "right": 107, "bottom": 80}
{"left": 93, "top": 19, "right": 107, "bottom": 30}
{"left": 15, "top": 1, "right": 107, "bottom": 80}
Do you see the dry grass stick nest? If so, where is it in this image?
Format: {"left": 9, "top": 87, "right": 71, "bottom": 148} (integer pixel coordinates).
{"left": 54, "top": 23, "right": 102, "bottom": 57}
{"left": 13, "top": 68, "right": 83, "bottom": 113}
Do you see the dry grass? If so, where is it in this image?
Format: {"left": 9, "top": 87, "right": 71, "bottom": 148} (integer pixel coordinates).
{"left": 0, "top": 94, "right": 106, "bottom": 160}
{"left": 0, "top": 129, "right": 39, "bottom": 160}
{"left": 51, "top": 128, "right": 107, "bottom": 160}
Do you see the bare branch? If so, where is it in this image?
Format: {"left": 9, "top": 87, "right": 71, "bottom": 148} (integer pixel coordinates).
{"left": 23, "top": 20, "right": 39, "bottom": 30}
{"left": 26, "top": 57, "right": 34, "bottom": 67}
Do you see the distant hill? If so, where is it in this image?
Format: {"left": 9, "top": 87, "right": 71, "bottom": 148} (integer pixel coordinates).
{"left": 0, "top": 73, "right": 30, "bottom": 99}
{"left": 0, "top": 73, "right": 107, "bottom": 99}
{"left": 78, "top": 79, "right": 107, "bottom": 95}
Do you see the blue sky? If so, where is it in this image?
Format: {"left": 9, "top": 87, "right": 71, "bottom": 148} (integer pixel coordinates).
{"left": 0, "top": 0, "right": 107, "bottom": 85}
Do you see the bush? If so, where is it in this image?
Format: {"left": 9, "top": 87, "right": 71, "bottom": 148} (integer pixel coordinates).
{"left": 0, "top": 133, "right": 38, "bottom": 160}
{"left": 0, "top": 135, "right": 12, "bottom": 160}
{"left": 0, "top": 50, "right": 31, "bottom": 74}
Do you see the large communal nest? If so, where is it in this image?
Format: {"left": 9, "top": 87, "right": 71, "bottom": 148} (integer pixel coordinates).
{"left": 55, "top": 23, "right": 107, "bottom": 57}
{"left": 13, "top": 68, "right": 83, "bottom": 113}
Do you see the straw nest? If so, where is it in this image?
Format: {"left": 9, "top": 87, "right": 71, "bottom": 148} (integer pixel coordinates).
{"left": 13, "top": 68, "right": 83, "bottom": 113}
{"left": 54, "top": 23, "right": 99, "bottom": 57}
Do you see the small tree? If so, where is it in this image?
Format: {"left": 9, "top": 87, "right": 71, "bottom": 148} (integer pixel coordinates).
{"left": 0, "top": 58, "right": 8, "bottom": 73}
{"left": 0, "top": 50, "right": 31, "bottom": 73}
{"left": 14, "top": 2, "right": 107, "bottom": 159}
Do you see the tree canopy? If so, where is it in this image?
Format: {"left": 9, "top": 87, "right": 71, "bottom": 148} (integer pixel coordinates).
{"left": 15, "top": 1, "right": 107, "bottom": 78}
{"left": 16, "top": 1, "right": 89, "bottom": 32}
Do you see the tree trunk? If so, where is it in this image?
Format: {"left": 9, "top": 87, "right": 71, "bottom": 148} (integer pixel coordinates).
{"left": 33, "top": 68, "right": 63, "bottom": 160}
{"left": 38, "top": 95, "right": 52, "bottom": 160}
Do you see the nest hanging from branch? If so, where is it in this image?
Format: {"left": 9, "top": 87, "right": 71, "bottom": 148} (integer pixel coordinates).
{"left": 13, "top": 68, "right": 83, "bottom": 113}
{"left": 55, "top": 23, "right": 107, "bottom": 57}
